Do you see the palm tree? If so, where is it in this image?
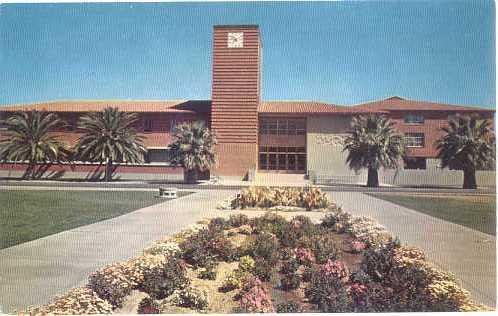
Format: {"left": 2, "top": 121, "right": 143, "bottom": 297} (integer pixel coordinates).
{"left": 0, "top": 111, "right": 69, "bottom": 179}
{"left": 436, "top": 115, "right": 495, "bottom": 189}
{"left": 343, "top": 114, "right": 405, "bottom": 187}
{"left": 74, "top": 107, "right": 146, "bottom": 181}
{"left": 168, "top": 121, "right": 217, "bottom": 183}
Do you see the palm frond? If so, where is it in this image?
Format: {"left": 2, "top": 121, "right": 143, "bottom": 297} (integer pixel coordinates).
{"left": 343, "top": 114, "right": 405, "bottom": 171}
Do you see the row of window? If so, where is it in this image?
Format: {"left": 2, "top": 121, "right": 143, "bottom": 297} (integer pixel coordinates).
{"left": 404, "top": 133, "right": 425, "bottom": 147}
{"left": 259, "top": 118, "right": 306, "bottom": 135}
{"left": 259, "top": 146, "right": 306, "bottom": 171}
{"left": 404, "top": 114, "right": 424, "bottom": 124}
{"left": 403, "top": 113, "right": 487, "bottom": 124}
{"left": 59, "top": 119, "right": 180, "bottom": 132}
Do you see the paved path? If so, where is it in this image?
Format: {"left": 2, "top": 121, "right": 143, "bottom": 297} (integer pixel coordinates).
{"left": 0, "top": 189, "right": 235, "bottom": 313}
{"left": 329, "top": 192, "right": 496, "bottom": 308}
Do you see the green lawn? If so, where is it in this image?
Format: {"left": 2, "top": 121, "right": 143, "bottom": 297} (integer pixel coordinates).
{"left": 370, "top": 193, "right": 496, "bottom": 235}
{"left": 0, "top": 190, "right": 190, "bottom": 249}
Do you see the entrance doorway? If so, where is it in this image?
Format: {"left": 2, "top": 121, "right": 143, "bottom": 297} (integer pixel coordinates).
{"left": 258, "top": 146, "right": 306, "bottom": 173}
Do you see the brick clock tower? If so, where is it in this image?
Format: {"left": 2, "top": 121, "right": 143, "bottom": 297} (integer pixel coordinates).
{"left": 211, "top": 25, "right": 261, "bottom": 177}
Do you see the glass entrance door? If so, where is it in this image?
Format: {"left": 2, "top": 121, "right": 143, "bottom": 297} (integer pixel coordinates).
{"left": 258, "top": 146, "right": 306, "bottom": 173}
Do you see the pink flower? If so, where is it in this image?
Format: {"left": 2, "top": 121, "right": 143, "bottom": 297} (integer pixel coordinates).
{"left": 320, "top": 260, "right": 350, "bottom": 282}
{"left": 351, "top": 241, "right": 367, "bottom": 253}
{"left": 295, "top": 247, "right": 315, "bottom": 264}
{"left": 239, "top": 277, "right": 275, "bottom": 313}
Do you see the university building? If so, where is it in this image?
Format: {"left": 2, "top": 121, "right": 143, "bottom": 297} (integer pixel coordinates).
{"left": 0, "top": 25, "right": 495, "bottom": 186}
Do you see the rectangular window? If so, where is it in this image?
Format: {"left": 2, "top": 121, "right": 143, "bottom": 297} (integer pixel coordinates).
{"left": 404, "top": 157, "right": 427, "bottom": 170}
{"left": 145, "top": 149, "right": 171, "bottom": 163}
{"left": 144, "top": 119, "right": 153, "bottom": 132}
{"left": 259, "top": 120, "right": 269, "bottom": 134}
{"left": 277, "top": 119, "right": 288, "bottom": 135}
{"left": 170, "top": 119, "right": 177, "bottom": 133}
{"left": 258, "top": 118, "right": 306, "bottom": 136}
{"left": 268, "top": 120, "right": 278, "bottom": 135}
{"left": 296, "top": 120, "right": 306, "bottom": 135}
{"left": 259, "top": 153, "right": 268, "bottom": 170}
{"left": 287, "top": 120, "right": 297, "bottom": 135}
{"left": 268, "top": 154, "right": 277, "bottom": 170}
{"left": 404, "top": 114, "right": 424, "bottom": 124}
{"left": 404, "top": 133, "right": 425, "bottom": 147}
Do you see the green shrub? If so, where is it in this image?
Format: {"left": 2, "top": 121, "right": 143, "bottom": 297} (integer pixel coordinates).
{"left": 180, "top": 228, "right": 216, "bottom": 267}
{"left": 280, "top": 273, "right": 301, "bottom": 291}
{"left": 301, "top": 187, "right": 330, "bottom": 210}
{"left": 352, "top": 282, "right": 396, "bottom": 312}
{"left": 253, "top": 257, "right": 277, "bottom": 282}
{"left": 276, "top": 301, "right": 303, "bottom": 313}
{"left": 280, "top": 258, "right": 300, "bottom": 275}
{"left": 280, "top": 247, "right": 295, "bottom": 260}
{"left": 168, "top": 286, "right": 209, "bottom": 310}
{"left": 301, "top": 233, "right": 341, "bottom": 264}
{"left": 302, "top": 264, "right": 319, "bottom": 282}
{"left": 320, "top": 207, "right": 351, "bottom": 229}
{"left": 238, "top": 255, "right": 256, "bottom": 273}
{"left": 305, "top": 274, "right": 352, "bottom": 312}
{"left": 350, "top": 269, "right": 372, "bottom": 284}
{"left": 141, "top": 257, "right": 189, "bottom": 299}
{"left": 361, "top": 242, "right": 398, "bottom": 282}
{"left": 137, "top": 297, "right": 160, "bottom": 314}
{"left": 250, "top": 212, "right": 289, "bottom": 237}
{"left": 227, "top": 214, "right": 250, "bottom": 227}
{"left": 247, "top": 232, "right": 280, "bottom": 264}
{"left": 198, "top": 262, "right": 217, "bottom": 280}
{"left": 220, "top": 270, "right": 251, "bottom": 292}
{"left": 180, "top": 228, "right": 236, "bottom": 266}
{"left": 208, "top": 217, "right": 229, "bottom": 232}
{"left": 87, "top": 261, "right": 141, "bottom": 307}
{"left": 209, "top": 235, "right": 238, "bottom": 262}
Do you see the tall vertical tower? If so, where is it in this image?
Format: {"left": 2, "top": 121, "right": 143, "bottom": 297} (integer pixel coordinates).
{"left": 211, "top": 25, "right": 261, "bottom": 177}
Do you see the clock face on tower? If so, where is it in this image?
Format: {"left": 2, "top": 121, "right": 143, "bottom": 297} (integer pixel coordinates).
{"left": 227, "top": 32, "right": 243, "bottom": 48}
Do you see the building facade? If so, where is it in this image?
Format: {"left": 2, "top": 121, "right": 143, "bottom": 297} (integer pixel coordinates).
{"left": 0, "top": 25, "right": 495, "bottom": 185}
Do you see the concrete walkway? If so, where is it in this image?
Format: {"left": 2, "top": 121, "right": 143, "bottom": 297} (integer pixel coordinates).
{"left": 329, "top": 192, "right": 496, "bottom": 308}
{"left": 0, "top": 189, "right": 235, "bottom": 313}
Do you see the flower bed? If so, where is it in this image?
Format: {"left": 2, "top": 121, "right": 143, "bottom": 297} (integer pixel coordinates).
{"left": 218, "top": 186, "right": 333, "bottom": 211}
{"left": 23, "top": 207, "right": 490, "bottom": 314}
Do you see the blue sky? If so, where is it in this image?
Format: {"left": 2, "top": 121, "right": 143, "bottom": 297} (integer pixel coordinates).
{"left": 0, "top": 1, "right": 495, "bottom": 108}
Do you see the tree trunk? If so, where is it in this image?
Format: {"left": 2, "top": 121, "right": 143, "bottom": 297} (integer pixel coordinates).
{"left": 367, "top": 167, "right": 379, "bottom": 187}
{"left": 463, "top": 167, "right": 477, "bottom": 189}
{"left": 184, "top": 168, "right": 198, "bottom": 184}
{"left": 23, "top": 162, "right": 35, "bottom": 180}
{"left": 105, "top": 159, "right": 113, "bottom": 182}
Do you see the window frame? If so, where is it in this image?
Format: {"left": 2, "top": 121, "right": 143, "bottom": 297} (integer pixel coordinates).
{"left": 404, "top": 113, "right": 424, "bottom": 124}
{"left": 404, "top": 133, "right": 425, "bottom": 148}
{"left": 259, "top": 118, "right": 306, "bottom": 136}
{"left": 143, "top": 118, "right": 153, "bottom": 132}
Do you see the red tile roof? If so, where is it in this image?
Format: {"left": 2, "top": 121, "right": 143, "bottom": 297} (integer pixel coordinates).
{"left": 0, "top": 97, "right": 493, "bottom": 115}
{"left": 350, "top": 96, "right": 494, "bottom": 112}
{"left": 259, "top": 101, "right": 385, "bottom": 114}
{"left": 0, "top": 100, "right": 212, "bottom": 114}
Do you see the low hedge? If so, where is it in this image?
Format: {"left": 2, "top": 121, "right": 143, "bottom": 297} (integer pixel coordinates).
{"left": 23, "top": 287, "right": 113, "bottom": 315}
